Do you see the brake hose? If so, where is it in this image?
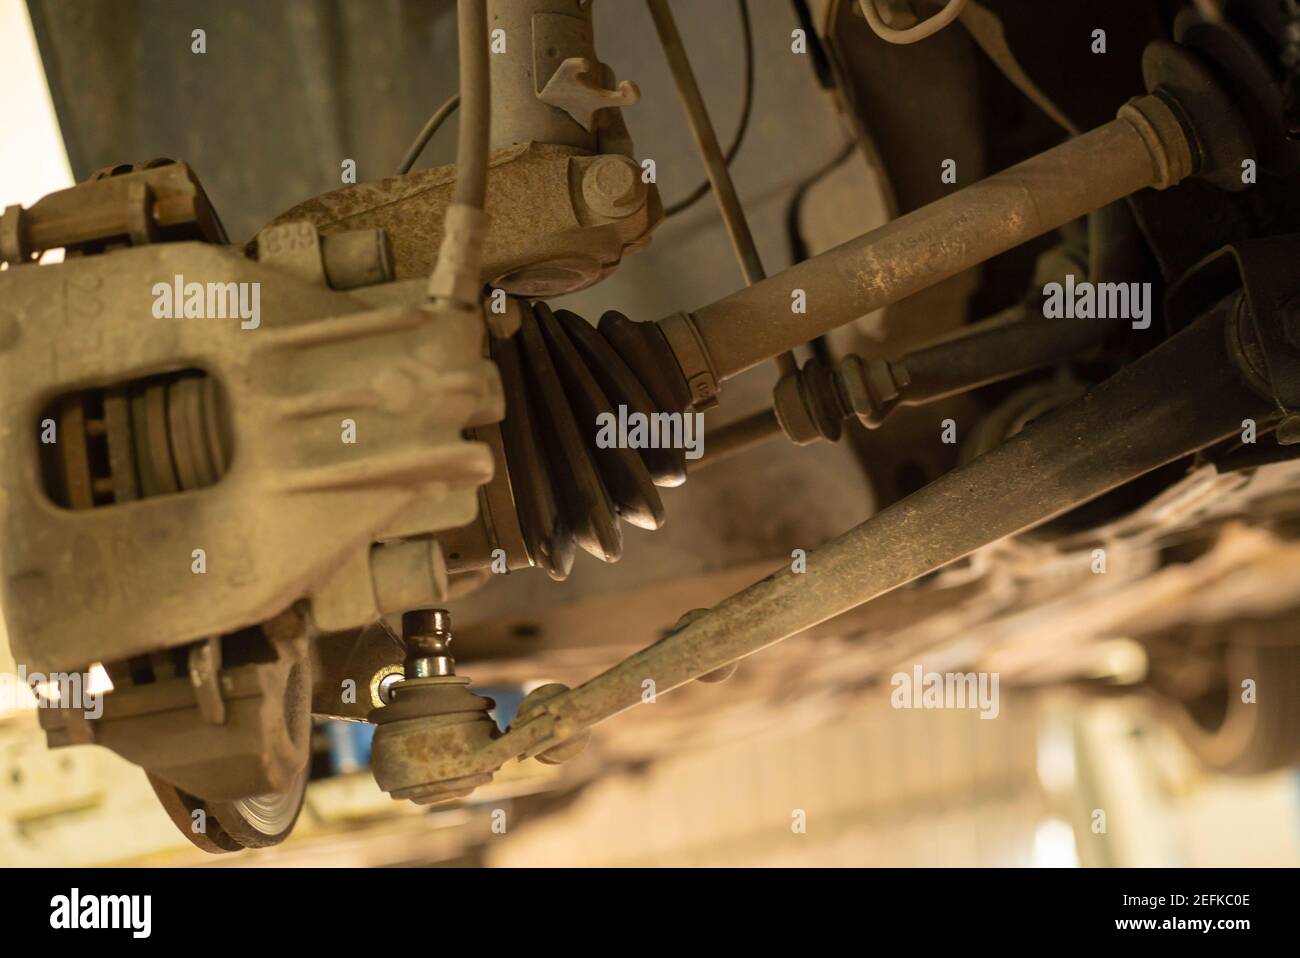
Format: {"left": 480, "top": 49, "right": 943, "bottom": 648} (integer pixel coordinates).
{"left": 858, "top": 0, "right": 968, "bottom": 45}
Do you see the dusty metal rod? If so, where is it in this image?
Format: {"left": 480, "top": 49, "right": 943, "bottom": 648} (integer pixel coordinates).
{"left": 894, "top": 315, "right": 1123, "bottom": 407}
{"left": 645, "top": 0, "right": 798, "bottom": 377}
{"left": 515, "top": 298, "right": 1268, "bottom": 747}
{"left": 676, "top": 93, "right": 1195, "bottom": 383}
{"left": 828, "top": 311, "right": 1124, "bottom": 434}
{"left": 689, "top": 407, "right": 781, "bottom": 471}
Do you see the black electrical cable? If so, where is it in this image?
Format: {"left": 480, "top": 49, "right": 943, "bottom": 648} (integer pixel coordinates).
{"left": 789, "top": 0, "right": 835, "bottom": 88}
{"left": 397, "top": 93, "right": 461, "bottom": 176}
{"left": 784, "top": 140, "right": 855, "bottom": 265}
{"left": 663, "top": 0, "right": 754, "bottom": 218}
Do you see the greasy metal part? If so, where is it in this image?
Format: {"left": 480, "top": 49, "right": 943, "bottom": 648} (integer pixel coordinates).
{"left": 644, "top": 0, "right": 798, "bottom": 378}
{"left": 774, "top": 314, "right": 1122, "bottom": 444}
{"left": 403, "top": 299, "right": 1275, "bottom": 792}
{"left": 402, "top": 608, "right": 457, "bottom": 678}
{"left": 265, "top": 143, "right": 661, "bottom": 298}
{"left": 669, "top": 89, "right": 1208, "bottom": 386}
{"left": 369, "top": 674, "right": 499, "bottom": 804}
{"left": 7, "top": 178, "right": 425, "bottom": 838}
{"left": 368, "top": 609, "right": 505, "bottom": 805}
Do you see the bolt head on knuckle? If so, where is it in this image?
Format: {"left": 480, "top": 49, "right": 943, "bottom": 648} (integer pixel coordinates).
{"left": 581, "top": 156, "right": 646, "bottom": 218}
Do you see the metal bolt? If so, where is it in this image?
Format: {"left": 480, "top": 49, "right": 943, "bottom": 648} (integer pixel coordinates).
{"left": 836, "top": 354, "right": 908, "bottom": 429}
{"left": 773, "top": 371, "right": 822, "bottom": 445}
{"left": 581, "top": 156, "right": 645, "bottom": 218}
{"left": 402, "top": 608, "right": 456, "bottom": 678}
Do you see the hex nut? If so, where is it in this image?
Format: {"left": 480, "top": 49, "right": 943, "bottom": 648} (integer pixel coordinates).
{"left": 581, "top": 155, "right": 646, "bottom": 219}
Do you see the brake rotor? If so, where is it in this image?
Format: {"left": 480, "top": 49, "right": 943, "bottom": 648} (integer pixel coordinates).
{"left": 146, "top": 774, "right": 244, "bottom": 855}
{"left": 149, "top": 766, "right": 309, "bottom": 853}
{"left": 209, "top": 767, "right": 310, "bottom": 849}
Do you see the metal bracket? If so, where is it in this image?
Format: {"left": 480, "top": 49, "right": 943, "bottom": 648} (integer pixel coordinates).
{"left": 538, "top": 57, "right": 640, "bottom": 132}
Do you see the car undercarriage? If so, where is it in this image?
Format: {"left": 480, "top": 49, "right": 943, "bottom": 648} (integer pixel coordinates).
{"left": 3, "top": 0, "right": 1300, "bottom": 858}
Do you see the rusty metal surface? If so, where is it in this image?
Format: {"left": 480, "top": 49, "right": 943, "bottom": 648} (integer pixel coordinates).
{"left": 0, "top": 210, "right": 502, "bottom": 672}
{"left": 264, "top": 143, "right": 661, "bottom": 297}
{"left": 680, "top": 92, "right": 1195, "bottom": 383}
{"left": 42, "top": 610, "right": 315, "bottom": 802}
{"left": 411, "top": 298, "right": 1273, "bottom": 792}
{"left": 14, "top": 0, "right": 1300, "bottom": 855}
{"left": 312, "top": 622, "right": 406, "bottom": 721}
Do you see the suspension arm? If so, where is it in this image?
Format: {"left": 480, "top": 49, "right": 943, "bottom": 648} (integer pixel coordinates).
{"left": 474, "top": 293, "right": 1272, "bottom": 767}
{"left": 630, "top": 44, "right": 1251, "bottom": 403}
